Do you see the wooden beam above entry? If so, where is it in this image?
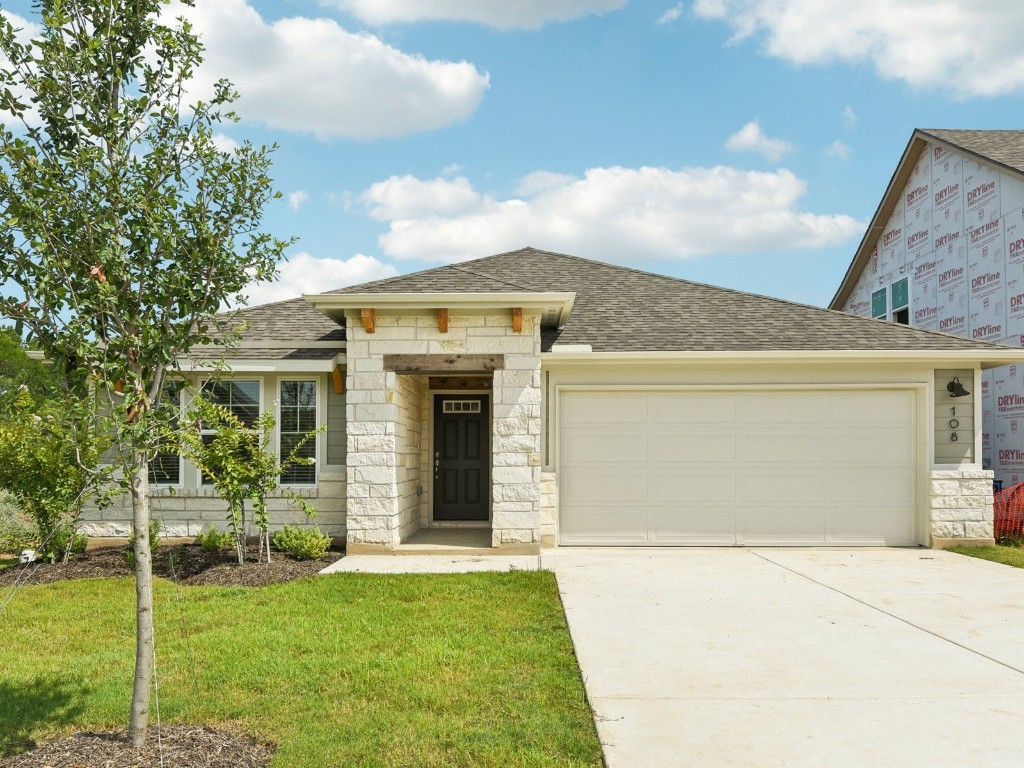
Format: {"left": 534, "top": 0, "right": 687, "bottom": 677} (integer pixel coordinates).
{"left": 428, "top": 375, "right": 493, "bottom": 391}
{"left": 332, "top": 364, "right": 345, "bottom": 394}
{"left": 383, "top": 354, "right": 504, "bottom": 373}
{"left": 512, "top": 307, "right": 523, "bottom": 333}
{"left": 437, "top": 308, "right": 449, "bottom": 333}
{"left": 360, "top": 308, "right": 375, "bottom": 334}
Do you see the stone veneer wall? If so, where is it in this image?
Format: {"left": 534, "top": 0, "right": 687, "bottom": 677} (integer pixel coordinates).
{"left": 929, "top": 468, "right": 995, "bottom": 545}
{"left": 79, "top": 476, "right": 347, "bottom": 540}
{"left": 395, "top": 374, "right": 425, "bottom": 543}
{"left": 540, "top": 471, "right": 557, "bottom": 547}
{"left": 346, "top": 312, "right": 542, "bottom": 550}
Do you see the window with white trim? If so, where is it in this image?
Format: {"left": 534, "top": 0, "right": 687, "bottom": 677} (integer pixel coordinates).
{"left": 279, "top": 380, "right": 317, "bottom": 485}
{"left": 200, "top": 379, "right": 261, "bottom": 486}
{"left": 149, "top": 380, "right": 183, "bottom": 486}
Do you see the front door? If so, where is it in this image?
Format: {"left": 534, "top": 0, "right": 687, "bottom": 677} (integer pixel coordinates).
{"left": 433, "top": 395, "right": 490, "bottom": 521}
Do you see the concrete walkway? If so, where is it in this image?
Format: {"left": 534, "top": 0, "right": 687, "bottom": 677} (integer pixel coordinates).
{"left": 320, "top": 553, "right": 541, "bottom": 574}
{"left": 548, "top": 548, "right": 1024, "bottom": 768}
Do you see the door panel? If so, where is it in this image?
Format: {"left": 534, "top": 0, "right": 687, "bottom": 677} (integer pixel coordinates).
{"left": 434, "top": 396, "right": 490, "bottom": 521}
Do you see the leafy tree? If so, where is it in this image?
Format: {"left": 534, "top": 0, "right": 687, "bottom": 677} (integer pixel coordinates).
{"left": 0, "top": 325, "right": 57, "bottom": 406}
{"left": 176, "top": 394, "right": 321, "bottom": 565}
{"left": 0, "top": 1, "right": 289, "bottom": 747}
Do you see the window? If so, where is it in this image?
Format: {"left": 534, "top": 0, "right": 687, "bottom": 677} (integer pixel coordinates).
{"left": 871, "top": 287, "right": 887, "bottom": 319}
{"left": 200, "top": 379, "right": 261, "bottom": 485}
{"left": 149, "top": 380, "right": 184, "bottom": 486}
{"left": 891, "top": 277, "right": 910, "bottom": 325}
{"left": 279, "top": 380, "right": 317, "bottom": 485}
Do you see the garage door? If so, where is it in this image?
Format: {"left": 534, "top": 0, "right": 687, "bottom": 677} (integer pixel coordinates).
{"left": 558, "top": 389, "right": 918, "bottom": 546}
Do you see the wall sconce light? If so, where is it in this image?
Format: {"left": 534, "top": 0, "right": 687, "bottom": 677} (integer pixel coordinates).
{"left": 947, "top": 378, "right": 970, "bottom": 398}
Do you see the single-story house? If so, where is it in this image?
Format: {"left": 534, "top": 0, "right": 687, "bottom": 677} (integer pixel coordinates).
{"left": 82, "top": 247, "right": 1024, "bottom": 550}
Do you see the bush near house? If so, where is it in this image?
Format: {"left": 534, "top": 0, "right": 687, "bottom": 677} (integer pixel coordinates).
{"left": 0, "top": 490, "right": 34, "bottom": 554}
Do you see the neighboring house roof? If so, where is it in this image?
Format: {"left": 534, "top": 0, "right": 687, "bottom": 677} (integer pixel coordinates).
{"left": 830, "top": 128, "right": 1024, "bottom": 310}
{"left": 325, "top": 246, "right": 1010, "bottom": 354}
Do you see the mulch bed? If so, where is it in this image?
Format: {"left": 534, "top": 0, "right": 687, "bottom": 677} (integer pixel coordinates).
{"left": 0, "top": 725, "right": 273, "bottom": 768}
{"left": 0, "top": 543, "right": 343, "bottom": 588}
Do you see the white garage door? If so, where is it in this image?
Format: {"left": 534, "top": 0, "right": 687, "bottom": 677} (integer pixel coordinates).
{"left": 558, "top": 389, "right": 919, "bottom": 546}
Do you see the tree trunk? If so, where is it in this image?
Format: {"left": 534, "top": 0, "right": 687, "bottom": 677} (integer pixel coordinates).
{"left": 128, "top": 453, "right": 154, "bottom": 749}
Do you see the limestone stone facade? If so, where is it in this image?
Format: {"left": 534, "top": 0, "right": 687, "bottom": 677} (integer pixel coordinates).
{"left": 78, "top": 475, "right": 347, "bottom": 540}
{"left": 345, "top": 311, "right": 543, "bottom": 552}
{"left": 929, "top": 468, "right": 996, "bottom": 546}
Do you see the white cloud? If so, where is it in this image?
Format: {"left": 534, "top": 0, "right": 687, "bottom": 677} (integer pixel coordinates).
{"left": 331, "top": 0, "right": 628, "bottom": 30}
{"left": 359, "top": 165, "right": 862, "bottom": 263}
{"left": 724, "top": 121, "right": 793, "bottom": 162}
{"left": 211, "top": 133, "right": 240, "bottom": 153}
{"left": 243, "top": 252, "right": 398, "bottom": 305}
{"left": 693, "top": 0, "right": 1024, "bottom": 98}
{"left": 657, "top": 3, "right": 685, "bottom": 25}
{"left": 824, "top": 139, "right": 851, "bottom": 159}
{"left": 362, "top": 175, "right": 482, "bottom": 220}
{"left": 440, "top": 163, "right": 464, "bottom": 177}
{"left": 514, "top": 170, "right": 577, "bottom": 196}
{"left": 842, "top": 105, "right": 857, "bottom": 126}
{"left": 174, "top": 0, "right": 489, "bottom": 140}
{"left": 288, "top": 190, "right": 309, "bottom": 212}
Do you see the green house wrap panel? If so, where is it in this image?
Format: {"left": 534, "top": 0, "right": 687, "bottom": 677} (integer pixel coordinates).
{"left": 892, "top": 277, "right": 909, "bottom": 310}
{"left": 872, "top": 288, "right": 888, "bottom": 318}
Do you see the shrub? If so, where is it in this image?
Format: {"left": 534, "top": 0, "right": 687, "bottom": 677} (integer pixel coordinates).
{"left": 51, "top": 527, "right": 88, "bottom": 559}
{"left": 0, "top": 490, "right": 36, "bottom": 554}
{"left": 127, "top": 519, "right": 162, "bottom": 568}
{"left": 198, "top": 526, "right": 235, "bottom": 553}
{"left": 273, "top": 525, "right": 331, "bottom": 561}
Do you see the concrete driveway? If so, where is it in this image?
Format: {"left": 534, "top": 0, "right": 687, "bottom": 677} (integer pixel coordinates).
{"left": 547, "top": 548, "right": 1024, "bottom": 768}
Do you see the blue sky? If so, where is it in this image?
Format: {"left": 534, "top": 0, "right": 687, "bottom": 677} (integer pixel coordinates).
{"left": 5, "top": 0, "right": 1023, "bottom": 307}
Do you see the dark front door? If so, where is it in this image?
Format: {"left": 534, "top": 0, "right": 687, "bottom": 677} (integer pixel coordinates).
{"left": 433, "top": 395, "right": 490, "bottom": 521}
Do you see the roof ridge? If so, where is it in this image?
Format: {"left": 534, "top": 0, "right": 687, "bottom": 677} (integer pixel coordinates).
{"left": 447, "top": 262, "right": 543, "bottom": 291}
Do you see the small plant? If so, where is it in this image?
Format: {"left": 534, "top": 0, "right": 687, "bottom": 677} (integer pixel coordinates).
{"left": 273, "top": 525, "right": 331, "bottom": 561}
{"left": 997, "top": 533, "right": 1024, "bottom": 548}
{"left": 198, "top": 526, "right": 235, "bottom": 553}
{"left": 127, "top": 519, "right": 162, "bottom": 569}
{"left": 51, "top": 527, "right": 88, "bottom": 560}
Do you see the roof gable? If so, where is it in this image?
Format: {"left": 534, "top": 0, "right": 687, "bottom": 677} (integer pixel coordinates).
{"left": 830, "top": 129, "right": 1024, "bottom": 310}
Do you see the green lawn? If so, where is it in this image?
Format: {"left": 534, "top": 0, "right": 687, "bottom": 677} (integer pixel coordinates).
{"left": 948, "top": 545, "right": 1024, "bottom": 569}
{"left": 0, "top": 572, "right": 603, "bottom": 767}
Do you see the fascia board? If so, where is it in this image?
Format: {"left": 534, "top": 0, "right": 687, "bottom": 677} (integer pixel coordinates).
{"left": 541, "top": 349, "right": 1024, "bottom": 369}
{"left": 304, "top": 291, "right": 576, "bottom": 325}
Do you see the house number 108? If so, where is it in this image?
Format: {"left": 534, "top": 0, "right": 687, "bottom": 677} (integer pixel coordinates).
{"left": 950, "top": 407, "right": 959, "bottom": 442}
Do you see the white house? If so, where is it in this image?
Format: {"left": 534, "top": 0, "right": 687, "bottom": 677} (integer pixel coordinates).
{"left": 831, "top": 129, "right": 1024, "bottom": 490}
{"left": 82, "top": 247, "right": 1024, "bottom": 550}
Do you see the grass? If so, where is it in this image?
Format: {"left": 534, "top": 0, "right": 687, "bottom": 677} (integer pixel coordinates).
{"left": 0, "top": 572, "right": 603, "bottom": 767}
{"left": 948, "top": 543, "right": 1024, "bottom": 569}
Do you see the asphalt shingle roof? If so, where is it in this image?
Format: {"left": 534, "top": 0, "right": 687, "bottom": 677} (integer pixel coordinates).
{"left": 223, "top": 297, "right": 346, "bottom": 343}
{"left": 920, "top": 129, "right": 1024, "bottom": 175}
{"left": 332, "top": 247, "right": 1009, "bottom": 353}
